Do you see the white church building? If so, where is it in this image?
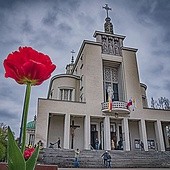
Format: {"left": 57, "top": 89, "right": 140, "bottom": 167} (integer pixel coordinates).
{"left": 35, "top": 4, "right": 170, "bottom": 152}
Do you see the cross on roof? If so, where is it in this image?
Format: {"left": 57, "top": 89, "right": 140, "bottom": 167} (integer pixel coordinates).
{"left": 103, "top": 4, "right": 111, "bottom": 18}
{"left": 71, "top": 50, "right": 75, "bottom": 56}
{"left": 71, "top": 50, "right": 75, "bottom": 64}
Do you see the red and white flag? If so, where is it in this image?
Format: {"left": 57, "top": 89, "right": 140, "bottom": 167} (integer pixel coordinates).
{"left": 127, "top": 98, "right": 136, "bottom": 111}
{"left": 108, "top": 96, "right": 112, "bottom": 112}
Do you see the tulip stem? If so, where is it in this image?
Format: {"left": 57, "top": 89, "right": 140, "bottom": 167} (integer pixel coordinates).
{"left": 21, "top": 83, "right": 31, "bottom": 154}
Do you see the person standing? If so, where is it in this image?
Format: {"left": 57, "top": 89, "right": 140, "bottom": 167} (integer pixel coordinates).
{"left": 74, "top": 148, "right": 80, "bottom": 168}
{"left": 111, "top": 139, "right": 115, "bottom": 150}
{"left": 140, "top": 141, "right": 144, "bottom": 151}
{"left": 95, "top": 138, "right": 99, "bottom": 150}
{"left": 118, "top": 139, "right": 123, "bottom": 150}
{"left": 37, "top": 140, "right": 44, "bottom": 149}
{"left": 57, "top": 137, "right": 61, "bottom": 148}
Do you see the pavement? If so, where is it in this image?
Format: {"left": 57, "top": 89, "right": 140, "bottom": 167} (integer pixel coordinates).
{"left": 59, "top": 168, "right": 170, "bottom": 170}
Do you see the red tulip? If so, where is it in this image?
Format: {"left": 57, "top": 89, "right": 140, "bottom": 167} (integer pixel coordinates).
{"left": 3, "top": 46, "right": 56, "bottom": 85}
{"left": 24, "top": 147, "right": 35, "bottom": 160}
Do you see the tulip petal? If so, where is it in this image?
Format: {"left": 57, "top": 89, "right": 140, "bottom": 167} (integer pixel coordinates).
{"left": 3, "top": 46, "right": 56, "bottom": 85}
{"left": 4, "top": 59, "right": 23, "bottom": 83}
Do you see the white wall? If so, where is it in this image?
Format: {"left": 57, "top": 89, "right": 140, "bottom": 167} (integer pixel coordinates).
{"left": 48, "top": 115, "right": 64, "bottom": 148}
{"left": 129, "top": 120, "right": 140, "bottom": 150}
{"left": 70, "top": 117, "right": 84, "bottom": 150}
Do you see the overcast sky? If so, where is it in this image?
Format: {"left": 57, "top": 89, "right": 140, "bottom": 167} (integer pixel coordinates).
{"left": 0, "top": 0, "right": 170, "bottom": 137}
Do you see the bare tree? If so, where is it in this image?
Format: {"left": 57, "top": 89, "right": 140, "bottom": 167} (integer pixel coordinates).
{"left": 158, "top": 97, "right": 164, "bottom": 109}
{"left": 164, "top": 98, "right": 170, "bottom": 109}
{"left": 151, "top": 97, "right": 155, "bottom": 108}
{"left": 151, "top": 97, "right": 170, "bottom": 110}
{"left": 0, "top": 123, "right": 8, "bottom": 161}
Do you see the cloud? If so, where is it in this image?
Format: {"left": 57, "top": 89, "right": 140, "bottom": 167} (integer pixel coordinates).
{"left": 42, "top": 6, "right": 59, "bottom": 26}
{"left": 163, "top": 81, "right": 170, "bottom": 93}
{"left": 21, "top": 19, "right": 33, "bottom": 33}
{"left": 0, "top": 109, "right": 20, "bottom": 120}
{"left": 0, "top": 0, "right": 170, "bottom": 137}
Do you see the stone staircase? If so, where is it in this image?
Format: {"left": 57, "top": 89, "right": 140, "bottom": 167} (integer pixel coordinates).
{"left": 38, "top": 148, "right": 170, "bottom": 168}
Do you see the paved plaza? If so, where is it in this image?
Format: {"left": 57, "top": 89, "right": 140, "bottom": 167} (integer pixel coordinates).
{"left": 59, "top": 168, "right": 170, "bottom": 170}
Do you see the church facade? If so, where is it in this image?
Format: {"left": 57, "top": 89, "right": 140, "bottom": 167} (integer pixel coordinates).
{"left": 35, "top": 5, "right": 170, "bottom": 152}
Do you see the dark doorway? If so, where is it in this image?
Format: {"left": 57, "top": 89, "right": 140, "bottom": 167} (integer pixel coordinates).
{"left": 91, "top": 124, "right": 98, "bottom": 149}
{"left": 118, "top": 125, "right": 123, "bottom": 150}
{"left": 119, "top": 125, "right": 123, "bottom": 139}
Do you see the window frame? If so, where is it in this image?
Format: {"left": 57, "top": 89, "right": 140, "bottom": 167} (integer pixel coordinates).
{"left": 59, "top": 88, "right": 74, "bottom": 101}
{"left": 104, "top": 67, "right": 119, "bottom": 102}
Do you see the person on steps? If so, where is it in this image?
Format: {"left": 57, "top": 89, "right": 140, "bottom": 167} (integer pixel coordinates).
{"left": 74, "top": 148, "right": 80, "bottom": 168}
{"left": 101, "top": 150, "right": 108, "bottom": 167}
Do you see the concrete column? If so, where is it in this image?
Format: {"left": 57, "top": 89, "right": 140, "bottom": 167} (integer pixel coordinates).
{"left": 57, "top": 88, "right": 60, "bottom": 100}
{"left": 122, "top": 118, "right": 130, "bottom": 151}
{"left": 35, "top": 111, "right": 49, "bottom": 147}
{"left": 72, "top": 89, "right": 75, "bottom": 101}
{"left": 154, "top": 120, "right": 165, "bottom": 151}
{"left": 84, "top": 115, "right": 90, "bottom": 149}
{"left": 63, "top": 113, "right": 70, "bottom": 149}
{"left": 139, "top": 119, "right": 148, "bottom": 151}
{"left": 104, "top": 116, "right": 111, "bottom": 150}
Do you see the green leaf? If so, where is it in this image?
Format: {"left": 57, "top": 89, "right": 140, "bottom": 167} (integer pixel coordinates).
{"left": 0, "top": 142, "right": 6, "bottom": 161}
{"left": 7, "top": 127, "right": 26, "bottom": 170}
{"left": 26, "top": 145, "right": 39, "bottom": 170}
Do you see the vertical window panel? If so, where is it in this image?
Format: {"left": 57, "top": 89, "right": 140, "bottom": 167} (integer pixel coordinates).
{"left": 60, "top": 89, "right": 73, "bottom": 101}
{"left": 104, "top": 67, "right": 119, "bottom": 102}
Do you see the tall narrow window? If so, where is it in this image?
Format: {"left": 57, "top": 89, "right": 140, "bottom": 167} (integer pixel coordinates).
{"left": 60, "top": 89, "right": 73, "bottom": 101}
{"left": 113, "top": 83, "right": 119, "bottom": 101}
{"left": 104, "top": 67, "right": 119, "bottom": 102}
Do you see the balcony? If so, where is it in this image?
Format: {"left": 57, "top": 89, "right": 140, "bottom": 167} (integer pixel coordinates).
{"left": 101, "top": 101, "right": 130, "bottom": 115}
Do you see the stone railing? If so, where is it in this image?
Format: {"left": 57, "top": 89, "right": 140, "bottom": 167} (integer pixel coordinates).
{"left": 101, "top": 101, "right": 129, "bottom": 112}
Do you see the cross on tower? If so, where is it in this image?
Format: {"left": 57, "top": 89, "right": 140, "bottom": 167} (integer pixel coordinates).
{"left": 70, "top": 120, "right": 80, "bottom": 149}
{"left": 71, "top": 50, "right": 75, "bottom": 64}
{"left": 103, "top": 4, "right": 111, "bottom": 18}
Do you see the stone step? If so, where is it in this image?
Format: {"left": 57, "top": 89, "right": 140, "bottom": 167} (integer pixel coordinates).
{"left": 38, "top": 148, "right": 170, "bottom": 168}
